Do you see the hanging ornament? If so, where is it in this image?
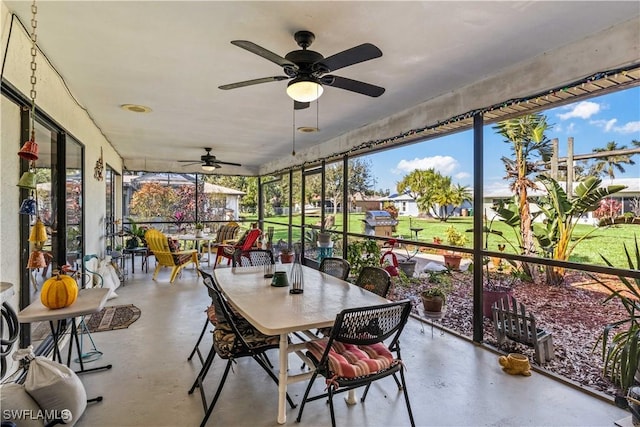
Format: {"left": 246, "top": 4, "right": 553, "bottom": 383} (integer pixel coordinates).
{"left": 94, "top": 147, "right": 104, "bottom": 181}
{"left": 19, "top": 195, "right": 37, "bottom": 215}
{"left": 29, "top": 218, "right": 48, "bottom": 245}
{"left": 17, "top": 171, "right": 37, "bottom": 189}
{"left": 18, "top": 139, "right": 39, "bottom": 160}
{"left": 27, "top": 250, "right": 46, "bottom": 269}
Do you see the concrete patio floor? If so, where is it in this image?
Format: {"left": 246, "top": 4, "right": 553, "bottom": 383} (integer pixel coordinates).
{"left": 67, "top": 260, "right": 628, "bottom": 427}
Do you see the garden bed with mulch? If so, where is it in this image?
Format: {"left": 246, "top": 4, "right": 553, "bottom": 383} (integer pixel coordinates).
{"left": 391, "top": 270, "right": 628, "bottom": 399}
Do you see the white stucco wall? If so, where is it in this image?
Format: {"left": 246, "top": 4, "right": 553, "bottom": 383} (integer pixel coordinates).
{"left": 1, "top": 3, "right": 124, "bottom": 372}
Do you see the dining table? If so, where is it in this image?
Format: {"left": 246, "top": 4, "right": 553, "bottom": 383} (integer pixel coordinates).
{"left": 213, "top": 263, "right": 388, "bottom": 424}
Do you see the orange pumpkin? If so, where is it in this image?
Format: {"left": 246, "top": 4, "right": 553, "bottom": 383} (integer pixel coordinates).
{"left": 41, "top": 272, "right": 78, "bottom": 309}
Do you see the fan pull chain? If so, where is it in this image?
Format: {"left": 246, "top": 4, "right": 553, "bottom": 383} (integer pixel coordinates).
{"left": 292, "top": 105, "right": 296, "bottom": 156}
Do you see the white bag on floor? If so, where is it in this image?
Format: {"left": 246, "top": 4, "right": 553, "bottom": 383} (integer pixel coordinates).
{"left": 97, "top": 257, "right": 120, "bottom": 299}
{"left": 0, "top": 383, "right": 43, "bottom": 427}
{"left": 23, "top": 354, "right": 87, "bottom": 426}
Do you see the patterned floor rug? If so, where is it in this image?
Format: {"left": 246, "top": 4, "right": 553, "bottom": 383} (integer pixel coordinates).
{"left": 84, "top": 304, "right": 141, "bottom": 333}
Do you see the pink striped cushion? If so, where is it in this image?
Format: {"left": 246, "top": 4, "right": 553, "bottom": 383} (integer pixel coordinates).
{"left": 306, "top": 339, "right": 396, "bottom": 379}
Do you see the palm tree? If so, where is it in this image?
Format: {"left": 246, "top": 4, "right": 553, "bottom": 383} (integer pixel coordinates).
{"left": 591, "top": 141, "right": 637, "bottom": 181}
{"left": 493, "top": 114, "right": 552, "bottom": 279}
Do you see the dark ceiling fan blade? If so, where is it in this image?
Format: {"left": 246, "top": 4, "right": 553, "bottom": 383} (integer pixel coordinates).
{"left": 322, "top": 75, "right": 385, "bottom": 97}
{"left": 314, "top": 43, "right": 382, "bottom": 73}
{"left": 294, "top": 101, "right": 310, "bottom": 110}
{"left": 214, "top": 160, "right": 242, "bottom": 167}
{"left": 219, "top": 76, "right": 289, "bottom": 90}
{"left": 178, "top": 161, "right": 201, "bottom": 167}
{"left": 231, "top": 40, "right": 298, "bottom": 69}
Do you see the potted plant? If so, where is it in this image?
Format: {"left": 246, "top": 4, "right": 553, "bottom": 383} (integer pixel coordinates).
{"left": 383, "top": 238, "right": 418, "bottom": 278}
{"left": 420, "top": 270, "right": 453, "bottom": 314}
{"left": 346, "top": 238, "right": 381, "bottom": 279}
{"left": 481, "top": 262, "right": 516, "bottom": 318}
{"left": 443, "top": 226, "right": 467, "bottom": 270}
{"left": 280, "top": 247, "right": 294, "bottom": 264}
{"left": 593, "top": 236, "right": 640, "bottom": 407}
{"left": 123, "top": 218, "right": 147, "bottom": 249}
{"left": 195, "top": 222, "right": 204, "bottom": 238}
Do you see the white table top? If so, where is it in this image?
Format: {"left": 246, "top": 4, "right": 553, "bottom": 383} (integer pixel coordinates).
{"left": 18, "top": 288, "right": 111, "bottom": 323}
{"left": 171, "top": 234, "right": 217, "bottom": 241}
{"left": 214, "top": 264, "right": 388, "bottom": 336}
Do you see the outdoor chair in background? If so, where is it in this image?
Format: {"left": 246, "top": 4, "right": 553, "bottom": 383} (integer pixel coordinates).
{"left": 296, "top": 300, "right": 415, "bottom": 427}
{"left": 355, "top": 266, "right": 392, "bottom": 298}
{"left": 319, "top": 257, "right": 351, "bottom": 280}
{"left": 188, "top": 274, "right": 296, "bottom": 427}
{"left": 213, "top": 228, "right": 261, "bottom": 268}
{"left": 492, "top": 295, "right": 554, "bottom": 364}
{"left": 232, "top": 248, "right": 274, "bottom": 267}
{"left": 200, "top": 221, "right": 239, "bottom": 261}
{"left": 145, "top": 229, "right": 199, "bottom": 283}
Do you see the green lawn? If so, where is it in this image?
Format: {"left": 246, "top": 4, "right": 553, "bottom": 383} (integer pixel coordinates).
{"left": 259, "top": 213, "right": 638, "bottom": 268}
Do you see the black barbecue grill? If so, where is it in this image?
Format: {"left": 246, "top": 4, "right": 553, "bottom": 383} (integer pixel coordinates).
{"left": 363, "top": 210, "right": 398, "bottom": 237}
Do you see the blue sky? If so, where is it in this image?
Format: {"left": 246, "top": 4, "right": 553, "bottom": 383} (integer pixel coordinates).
{"left": 367, "top": 86, "right": 640, "bottom": 194}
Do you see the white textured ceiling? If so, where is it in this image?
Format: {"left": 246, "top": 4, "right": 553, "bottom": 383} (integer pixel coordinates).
{"left": 4, "top": 1, "right": 640, "bottom": 176}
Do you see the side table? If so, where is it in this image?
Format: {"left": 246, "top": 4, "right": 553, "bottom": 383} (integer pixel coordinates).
{"left": 123, "top": 247, "right": 149, "bottom": 274}
{"left": 18, "top": 288, "right": 113, "bottom": 402}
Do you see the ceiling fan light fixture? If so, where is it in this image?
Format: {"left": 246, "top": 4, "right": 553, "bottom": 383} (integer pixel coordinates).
{"left": 201, "top": 164, "right": 217, "bottom": 172}
{"left": 286, "top": 77, "right": 323, "bottom": 102}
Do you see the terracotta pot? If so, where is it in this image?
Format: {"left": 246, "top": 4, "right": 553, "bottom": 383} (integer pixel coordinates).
{"left": 483, "top": 287, "right": 513, "bottom": 318}
{"left": 443, "top": 253, "right": 462, "bottom": 270}
{"left": 421, "top": 295, "right": 444, "bottom": 313}
{"left": 280, "top": 253, "right": 294, "bottom": 264}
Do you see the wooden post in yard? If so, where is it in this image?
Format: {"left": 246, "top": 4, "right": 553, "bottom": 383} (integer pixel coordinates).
{"left": 567, "top": 137, "right": 574, "bottom": 199}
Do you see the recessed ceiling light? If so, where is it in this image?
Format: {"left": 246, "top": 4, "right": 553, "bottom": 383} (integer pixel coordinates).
{"left": 297, "top": 126, "right": 319, "bottom": 133}
{"left": 120, "top": 104, "right": 152, "bottom": 113}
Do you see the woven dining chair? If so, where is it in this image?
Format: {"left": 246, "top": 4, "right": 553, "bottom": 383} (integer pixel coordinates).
{"left": 188, "top": 274, "right": 296, "bottom": 427}
{"left": 232, "top": 248, "right": 274, "bottom": 267}
{"left": 187, "top": 269, "right": 222, "bottom": 365}
{"left": 319, "top": 257, "right": 351, "bottom": 280}
{"left": 354, "top": 266, "right": 392, "bottom": 298}
{"left": 296, "top": 299, "right": 415, "bottom": 427}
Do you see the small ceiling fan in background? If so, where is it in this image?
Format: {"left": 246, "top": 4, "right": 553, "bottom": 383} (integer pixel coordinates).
{"left": 178, "top": 148, "right": 242, "bottom": 172}
{"left": 219, "top": 30, "right": 385, "bottom": 110}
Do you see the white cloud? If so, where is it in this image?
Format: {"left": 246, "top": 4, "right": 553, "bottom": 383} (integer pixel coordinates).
{"left": 614, "top": 121, "right": 640, "bottom": 134}
{"left": 557, "top": 101, "right": 601, "bottom": 120}
{"left": 394, "top": 155, "right": 459, "bottom": 175}
{"left": 590, "top": 118, "right": 618, "bottom": 132}
{"left": 565, "top": 122, "right": 575, "bottom": 134}
{"left": 454, "top": 172, "right": 471, "bottom": 180}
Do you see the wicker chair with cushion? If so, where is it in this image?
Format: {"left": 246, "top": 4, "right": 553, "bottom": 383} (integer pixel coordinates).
{"left": 188, "top": 272, "right": 295, "bottom": 427}
{"left": 296, "top": 300, "right": 415, "bottom": 427}
{"left": 200, "top": 222, "right": 239, "bottom": 257}
{"left": 145, "top": 229, "right": 199, "bottom": 283}
{"left": 319, "top": 257, "right": 351, "bottom": 280}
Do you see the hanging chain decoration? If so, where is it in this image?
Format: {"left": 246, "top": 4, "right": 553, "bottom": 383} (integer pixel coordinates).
{"left": 28, "top": 0, "right": 37, "bottom": 176}
{"left": 28, "top": 0, "right": 38, "bottom": 151}
{"left": 17, "top": 0, "right": 40, "bottom": 163}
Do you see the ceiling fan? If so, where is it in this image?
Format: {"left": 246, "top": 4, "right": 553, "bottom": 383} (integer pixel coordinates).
{"left": 219, "top": 30, "right": 385, "bottom": 109}
{"left": 178, "top": 148, "right": 241, "bottom": 172}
